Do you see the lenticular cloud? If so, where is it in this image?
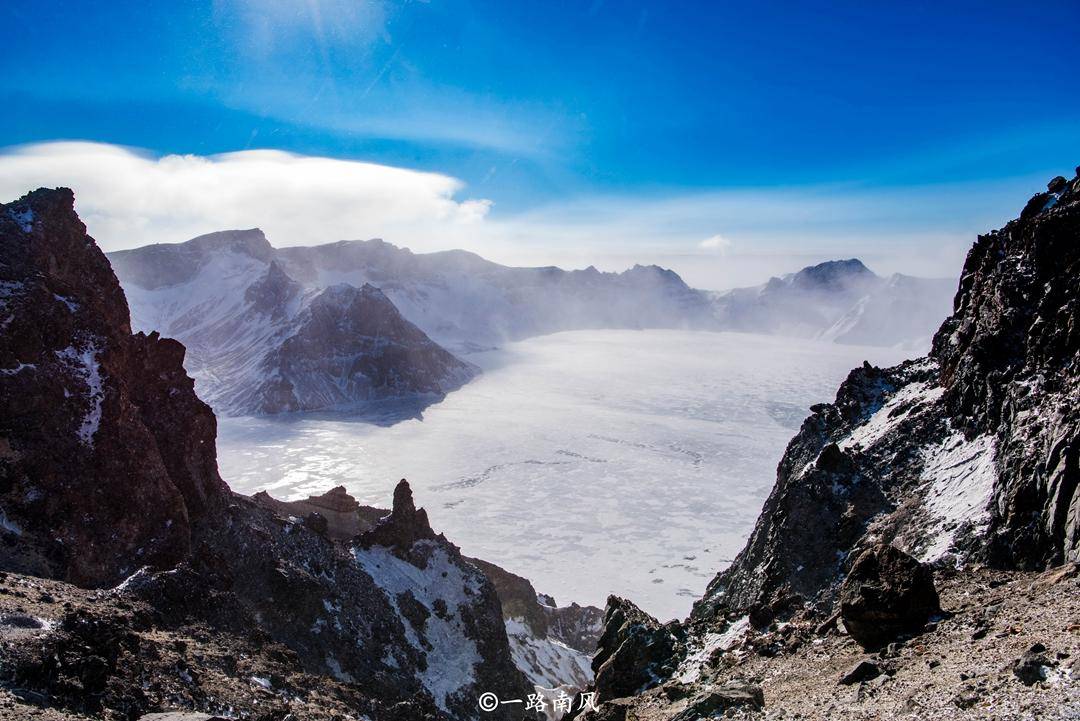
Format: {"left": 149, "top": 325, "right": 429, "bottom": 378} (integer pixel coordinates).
{"left": 0, "top": 141, "right": 491, "bottom": 251}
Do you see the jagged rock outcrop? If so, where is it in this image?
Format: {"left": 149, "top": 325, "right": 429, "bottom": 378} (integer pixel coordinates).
{"left": 693, "top": 169, "right": 1080, "bottom": 626}
{"left": 0, "top": 189, "right": 534, "bottom": 720}
{"left": 0, "top": 188, "right": 228, "bottom": 586}
{"left": 252, "top": 484, "right": 385, "bottom": 540}
{"left": 590, "top": 597, "right": 683, "bottom": 701}
{"left": 466, "top": 557, "right": 601, "bottom": 714}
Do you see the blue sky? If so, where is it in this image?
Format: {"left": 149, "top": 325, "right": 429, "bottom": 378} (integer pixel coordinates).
{"left": 1, "top": 0, "right": 1078, "bottom": 288}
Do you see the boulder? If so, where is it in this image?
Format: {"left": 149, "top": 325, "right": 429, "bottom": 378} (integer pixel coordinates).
{"left": 670, "top": 681, "right": 764, "bottom": 720}
{"left": 839, "top": 544, "right": 940, "bottom": 649}
{"left": 1013, "top": 643, "right": 1053, "bottom": 686}
{"left": 839, "top": 659, "right": 882, "bottom": 685}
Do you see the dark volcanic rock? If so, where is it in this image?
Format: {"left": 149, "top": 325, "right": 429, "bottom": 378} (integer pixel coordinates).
{"left": 591, "top": 596, "right": 682, "bottom": 701}
{"left": 0, "top": 188, "right": 227, "bottom": 586}
{"left": 0, "top": 189, "right": 535, "bottom": 721}
{"left": 839, "top": 544, "right": 940, "bottom": 649}
{"left": 253, "top": 485, "right": 385, "bottom": 540}
{"left": 931, "top": 169, "right": 1080, "bottom": 569}
{"left": 839, "top": 659, "right": 882, "bottom": 685}
{"left": 244, "top": 283, "right": 477, "bottom": 415}
{"left": 1012, "top": 644, "right": 1053, "bottom": 685}
{"left": 669, "top": 682, "right": 765, "bottom": 719}
{"left": 358, "top": 479, "right": 438, "bottom": 550}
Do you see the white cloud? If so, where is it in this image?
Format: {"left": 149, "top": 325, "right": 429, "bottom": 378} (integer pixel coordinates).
{"left": 698, "top": 234, "right": 732, "bottom": 253}
{"left": 0, "top": 141, "right": 1036, "bottom": 292}
{"left": 0, "top": 141, "right": 491, "bottom": 251}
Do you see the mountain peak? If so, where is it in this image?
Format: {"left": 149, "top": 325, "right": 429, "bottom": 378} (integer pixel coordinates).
{"left": 186, "top": 228, "right": 274, "bottom": 262}
{"left": 788, "top": 258, "right": 876, "bottom": 290}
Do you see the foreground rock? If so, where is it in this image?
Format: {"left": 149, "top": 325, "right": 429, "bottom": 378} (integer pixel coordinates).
{"left": 254, "top": 483, "right": 604, "bottom": 707}
{"left": 839, "top": 544, "right": 941, "bottom": 649}
{"left": 570, "top": 169, "right": 1080, "bottom": 718}
{"left": 0, "top": 187, "right": 226, "bottom": 587}
{"left": 0, "top": 189, "right": 532, "bottom": 720}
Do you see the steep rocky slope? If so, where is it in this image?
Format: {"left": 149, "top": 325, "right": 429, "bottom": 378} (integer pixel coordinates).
{"left": 570, "top": 170, "right": 1080, "bottom": 719}
{"left": 0, "top": 187, "right": 227, "bottom": 587}
{"left": 252, "top": 485, "right": 605, "bottom": 710}
{"left": 0, "top": 189, "right": 532, "bottom": 720}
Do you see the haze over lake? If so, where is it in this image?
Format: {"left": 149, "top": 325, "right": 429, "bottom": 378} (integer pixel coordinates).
{"left": 218, "top": 329, "right": 911, "bottom": 619}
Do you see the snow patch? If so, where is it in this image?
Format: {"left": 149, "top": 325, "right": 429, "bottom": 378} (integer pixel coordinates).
{"left": 8, "top": 207, "right": 33, "bottom": 233}
{"left": 325, "top": 655, "right": 356, "bottom": 683}
{"left": 53, "top": 294, "right": 79, "bottom": 312}
{"left": 55, "top": 342, "right": 105, "bottom": 446}
{"left": 0, "top": 363, "right": 36, "bottom": 375}
{"left": 504, "top": 617, "right": 592, "bottom": 690}
{"left": 0, "top": 507, "right": 22, "bottom": 536}
{"left": 352, "top": 540, "right": 484, "bottom": 712}
{"left": 675, "top": 615, "right": 750, "bottom": 683}
{"left": 919, "top": 431, "right": 998, "bottom": 562}
{"left": 839, "top": 371, "right": 943, "bottom": 452}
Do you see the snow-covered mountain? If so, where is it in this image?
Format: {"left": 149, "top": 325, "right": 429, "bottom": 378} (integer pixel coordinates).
{"left": 108, "top": 231, "right": 477, "bottom": 416}
{"left": 710, "top": 258, "right": 955, "bottom": 349}
{"left": 109, "top": 233, "right": 954, "bottom": 417}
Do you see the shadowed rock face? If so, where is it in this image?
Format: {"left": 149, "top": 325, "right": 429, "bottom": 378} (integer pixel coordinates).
{"left": 110, "top": 234, "right": 478, "bottom": 418}
{"left": 247, "top": 283, "right": 476, "bottom": 415}
{"left": 358, "top": 478, "right": 439, "bottom": 550}
{"left": 0, "top": 188, "right": 228, "bottom": 586}
{"left": 252, "top": 485, "right": 385, "bottom": 539}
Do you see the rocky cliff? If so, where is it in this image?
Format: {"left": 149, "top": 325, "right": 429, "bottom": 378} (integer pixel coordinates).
{"left": 697, "top": 169, "right": 1080, "bottom": 622}
{"left": 0, "top": 188, "right": 228, "bottom": 587}
{"left": 571, "top": 169, "right": 1080, "bottom": 719}
{"left": 0, "top": 189, "right": 532, "bottom": 720}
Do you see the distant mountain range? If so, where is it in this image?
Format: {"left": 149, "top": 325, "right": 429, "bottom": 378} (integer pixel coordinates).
{"left": 710, "top": 258, "right": 956, "bottom": 349}
{"left": 108, "top": 232, "right": 955, "bottom": 416}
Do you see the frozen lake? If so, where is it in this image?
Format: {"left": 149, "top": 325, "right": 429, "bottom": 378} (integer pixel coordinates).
{"left": 217, "top": 330, "right": 911, "bottom": 619}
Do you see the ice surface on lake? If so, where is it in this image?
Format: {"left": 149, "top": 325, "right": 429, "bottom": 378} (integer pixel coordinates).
{"left": 217, "top": 330, "right": 910, "bottom": 619}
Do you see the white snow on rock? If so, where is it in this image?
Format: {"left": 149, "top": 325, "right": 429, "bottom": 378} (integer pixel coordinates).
{"left": 352, "top": 540, "right": 484, "bottom": 712}
{"left": 504, "top": 617, "right": 592, "bottom": 690}
{"left": 839, "top": 363, "right": 943, "bottom": 453}
{"left": 7, "top": 207, "right": 33, "bottom": 233}
{"left": 0, "top": 507, "right": 23, "bottom": 536}
{"left": 54, "top": 342, "right": 105, "bottom": 446}
{"left": 675, "top": 615, "right": 750, "bottom": 683}
{"left": 918, "top": 431, "right": 998, "bottom": 562}
{"left": 0, "top": 363, "right": 35, "bottom": 375}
